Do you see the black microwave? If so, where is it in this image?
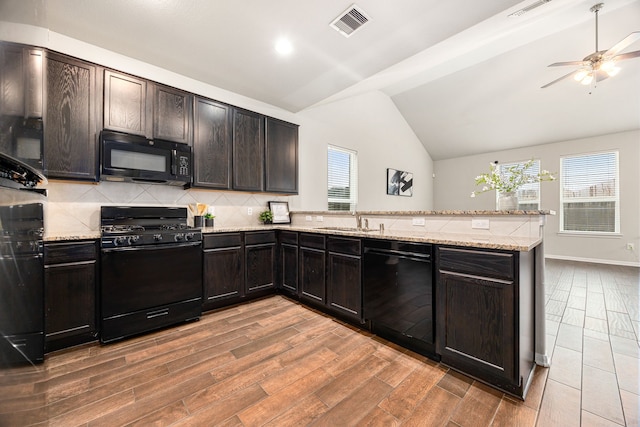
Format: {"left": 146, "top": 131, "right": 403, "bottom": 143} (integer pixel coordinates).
{"left": 100, "top": 131, "right": 191, "bottom": 186}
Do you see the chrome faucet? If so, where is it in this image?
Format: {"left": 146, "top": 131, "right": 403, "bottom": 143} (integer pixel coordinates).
{"left": 354, "top": 211, "right": 362, "bottom": 230}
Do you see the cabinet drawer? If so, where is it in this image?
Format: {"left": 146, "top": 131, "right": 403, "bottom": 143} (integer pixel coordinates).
{"left": 279, "top": 230, "right": 298, "bottom": 245}
{"left": 245, "top": 231, "right": 276, "bottom": 245}
{"left": 299, "top": 233, "right": 325, "bottom": 250}
{"left": 438, "top": 247, "right": 515, "bottom": 282}
{"left": 328, "top": 237, "right": 361, "bottom": 256}
{"left": 45, "top": 241, "right": 98, "bottom": 264}
{"left": 101, "top": 298, "right": 201, "bottom": 343}
{"left": 203, "top": 233, "right": 242, "bottom": 249}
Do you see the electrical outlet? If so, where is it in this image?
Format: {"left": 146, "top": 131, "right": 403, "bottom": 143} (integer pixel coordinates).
{"left": 472, "top": 219, "right": 490, "bottom": 230}
{"left": 305, "top": 215, "right": 313, "bottom": 221}
{"left": 316, "top": 215, "right": 324, "bottom": 222}
{"left": 627, "top": 243, "right": 635, "bottom": 251}
{"left": 247, "top": 207, "right": 252, "bottom": 215}
{"left": 412, "top": 217, "right": 425, "bottom": 226}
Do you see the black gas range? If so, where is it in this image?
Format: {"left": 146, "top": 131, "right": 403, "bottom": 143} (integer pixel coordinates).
{"left": 99, "top": 206, "right": 203, "bottom": 343}
{"left": 100, "top": 206, "right": 201, "bottom": 249}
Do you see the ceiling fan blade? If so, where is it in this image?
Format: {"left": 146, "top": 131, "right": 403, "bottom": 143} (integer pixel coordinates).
{"left": 548, "top": 60, "right": 588, "bottom": 67}
{"left": 613, "top": 49, "right": 640, "bottom": 61}
{"left": 541, "top": 70, "right": 578, "bottom": 88}
{"left": 605, "top": 31, "right": 640, "bottom": 57}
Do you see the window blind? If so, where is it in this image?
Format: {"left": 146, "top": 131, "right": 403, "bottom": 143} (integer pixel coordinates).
{"left": 560, "top": 151, "right": 619, "bottom": 233}
{"left": 328, "top": 145, "right": 358, "bottom": 211}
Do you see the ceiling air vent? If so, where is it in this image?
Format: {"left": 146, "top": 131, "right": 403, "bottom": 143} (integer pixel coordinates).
{"left": 330, "top": 4, "right": 370, "bottom": 37}
{"left": 508, "top": 0, "right": 552, "bottom": 17}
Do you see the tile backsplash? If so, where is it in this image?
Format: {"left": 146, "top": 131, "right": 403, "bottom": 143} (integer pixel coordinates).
{"left": 43, "top": 181, "right": 290, "bottom": 236}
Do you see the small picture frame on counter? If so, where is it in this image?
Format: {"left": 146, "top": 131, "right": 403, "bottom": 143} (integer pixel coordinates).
{"left": 268, "top": 201, "right": 290, "bottom": 224}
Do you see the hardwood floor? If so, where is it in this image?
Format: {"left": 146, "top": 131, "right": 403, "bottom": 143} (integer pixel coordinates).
{"left": 0, "top": 260, "right": 636, "bottom": 426}
{"left": 0, "top": 295, "right": 544, "bottom": 426}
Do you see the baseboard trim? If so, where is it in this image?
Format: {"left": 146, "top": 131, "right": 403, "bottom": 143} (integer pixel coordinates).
{"left": 545, "top": 254, "right": 640, "bottom": 268}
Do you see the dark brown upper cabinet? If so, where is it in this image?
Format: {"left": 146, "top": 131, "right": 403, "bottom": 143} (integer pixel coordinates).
{"left": 265, "top": 117, "right": 298, "bottom": 194}
{"left": 0, "top": 43, "right": 43, "bottom": 118}
{"left": 44, "top": 51, "right": 99, "bottom": 181}
{"left": 232, "top": 108, "right": 264, "bottom": 191}
{"left": 153, "top": 83, "right": 192, "bottom": 144}
{"left": 103, "top": 69, "right": 148, "bottom": 136}
{"left": 103, "top": 69, "right": 192, "bottom": 144}
{"left": 193, "top": 96, "right": 232, "bottom": 189}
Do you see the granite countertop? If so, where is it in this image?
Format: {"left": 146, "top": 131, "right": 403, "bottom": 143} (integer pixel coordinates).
{"left": 292, "top": 209, "right": 555, "bottom": 216}
{"left": 43, "top": 225, "right": 542, "bottom": 251}
{"left": 202, "top": 225, "right": 541, "bottom": 252}
{"left": 44, "top": 232, "right": 101, "bottom": 242}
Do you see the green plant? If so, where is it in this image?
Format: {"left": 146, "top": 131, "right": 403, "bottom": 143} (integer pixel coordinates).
{"left": 258, "top": 210, "right": 273, "bottom": 223}
{"left": 471, "top": 159, "right": 555, "bottom": 197}
{"left": 204, "top": 213, "right": 215, "bottom": 219}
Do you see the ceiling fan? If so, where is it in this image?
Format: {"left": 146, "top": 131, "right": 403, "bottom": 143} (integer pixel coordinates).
{"left": 541, "top": 3, "right": 640, "bottom": 89}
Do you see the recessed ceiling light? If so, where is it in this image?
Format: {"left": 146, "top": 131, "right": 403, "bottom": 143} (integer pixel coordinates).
{"left": 275, "top": 38, "right": 293, "bottom": 55}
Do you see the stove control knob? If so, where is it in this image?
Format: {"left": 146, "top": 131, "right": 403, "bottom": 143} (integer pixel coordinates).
{"left": 174, "top": 233, "right": 185, "bottom": 242}
{"left": 153, "top": 234, "right": 163, "bottom": 242}
{"left": 114, "top": 236, "right": 127, "bottom": 246}
{"left": 185, "top": 232, "right": 194, "bottom": 241}
{"left": 130, "top": 235, "right": 140, "bottom": 244}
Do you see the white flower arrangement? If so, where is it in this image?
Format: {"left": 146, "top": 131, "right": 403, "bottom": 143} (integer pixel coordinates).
{"left": 470, "top": 159, "right": 555, "bottom": 198}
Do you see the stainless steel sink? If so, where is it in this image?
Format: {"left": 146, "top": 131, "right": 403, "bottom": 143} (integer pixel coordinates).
{"left": 316, "top": 226, "right": 378, "bottom": 233}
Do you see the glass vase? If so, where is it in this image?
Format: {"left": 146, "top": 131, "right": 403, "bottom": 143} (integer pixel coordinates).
{"left": 498, "top": 192, "right": 518, "bottom": 211}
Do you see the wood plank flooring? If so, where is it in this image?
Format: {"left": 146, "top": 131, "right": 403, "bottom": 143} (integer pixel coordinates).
{"left": 0, "top": 295, "right": 544, "bottom": 426}
{"left": 0, "top": 259, "right": 636, "bottom": 426}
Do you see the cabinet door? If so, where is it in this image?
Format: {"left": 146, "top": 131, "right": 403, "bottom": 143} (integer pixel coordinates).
{"left": 265, "top": 117, "right": 298, "bottom": 194}
{"left": 246, "top": 243, "right": 275, "bottom": 294}
{"left": 327, "top": 252, "right": 362, "bottom": 321}
{"left": 281, "top": 243, "right": 298, "bottom": 295}
{"left": 103, "top": 69, "right": 148, "bottom": 136}
{"left": 203, "top": 246, "right": 243, "bottom": 307}
{"left": 153, "top": 83, "right": 192, "bottom": 144}
{"left": 0, "top": 45, "right": 43, "bottom": 117}
{"left": 436, "top": 270, "right": 515, "bottom": 382}
{"left": 45, "top": 260, "right": 97, "bottom": 352}
{"left": 193, "top": 97, "right": 232, "bottom": 188}
{"left": 232, "top": 108, "right": 264, "bottom": 191}
{"left": 299, "top": 247, "right": 325, "bottom": 304}
{"left": 44, "top": 52, "right": 98, "bottom": 180}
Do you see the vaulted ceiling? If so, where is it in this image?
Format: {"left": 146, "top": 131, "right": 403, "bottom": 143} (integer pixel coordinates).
{"left": 2, "top": 0, "right": 639, "bottom": 159}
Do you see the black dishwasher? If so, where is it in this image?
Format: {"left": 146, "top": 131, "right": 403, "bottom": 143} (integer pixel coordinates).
{"left": 363, "top": 239, "right": 437, "bottom": 359}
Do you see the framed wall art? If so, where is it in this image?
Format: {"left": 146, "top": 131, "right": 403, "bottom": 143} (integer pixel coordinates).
{"left": 268, "top": 201, "right": 291, "bottom": 224}
{"left": 387, "top": 168, "right": 413, "bottom": 197}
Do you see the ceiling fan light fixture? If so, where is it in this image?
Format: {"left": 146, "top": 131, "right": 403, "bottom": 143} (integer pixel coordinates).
{"left": 581, "top": 73, "right": 594, "bottom": 85}
{"left": 606, "top": 66, "right": 621, "bottom": 76}
{"left": 574, "top": 69, "right": 589, "bottom": 81}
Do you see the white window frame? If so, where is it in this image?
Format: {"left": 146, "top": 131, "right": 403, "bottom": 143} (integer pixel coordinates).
{"left": 327, "top": 145, "right": 358, "bottom": 211}
{"left": 559, "top": 150, "right": 620, "bottom": 234}
{"left": 495, "top": 159, "right": 542, "bottom": 210}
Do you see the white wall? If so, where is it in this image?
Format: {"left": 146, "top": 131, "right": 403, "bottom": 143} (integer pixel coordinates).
{"left": 292, "top": 91, "right": 433, "bottom": 211}
{"left": 433, "top": 130, "right": 640, "bottom": 266}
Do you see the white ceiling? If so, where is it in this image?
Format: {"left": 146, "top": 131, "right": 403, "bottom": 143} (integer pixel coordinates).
{"left": 2, "top": 0, "right": 639, "bottom": 160}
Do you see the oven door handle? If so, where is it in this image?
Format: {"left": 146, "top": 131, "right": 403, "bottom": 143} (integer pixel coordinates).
{"left": 101, "top": 241, "right": 201, "bottom": 253}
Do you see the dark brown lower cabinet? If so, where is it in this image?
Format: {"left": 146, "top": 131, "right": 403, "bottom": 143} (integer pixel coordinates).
{"left": 299, "top": 233, "right": 326, "bottom": 306}
{"left": 202, "top": 233, "right": 243, "bottom": 311}
{"left": 327, "top": 237, "right": 362, "bottom": 322}
{"left": 436, "top": 246, "right": 535, "bottom": 398}
{"left": 278, "top": 231, "right": 298, "bottom": 296}
{"left": 245, "top": 231, "right": 276, "bottom": 295}
{"left": 44, "top": 240, "right": 98, "bottom": 352}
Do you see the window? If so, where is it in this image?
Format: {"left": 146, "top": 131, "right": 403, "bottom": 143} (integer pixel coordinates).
{"left": 560, "top": 151, "right": 619, "bottom": 233}
{"left": 328, "top": 145, "right": 358, "bottom": 211}
{"left": 496, "top": 160, "right": 542, "bottom": 210}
